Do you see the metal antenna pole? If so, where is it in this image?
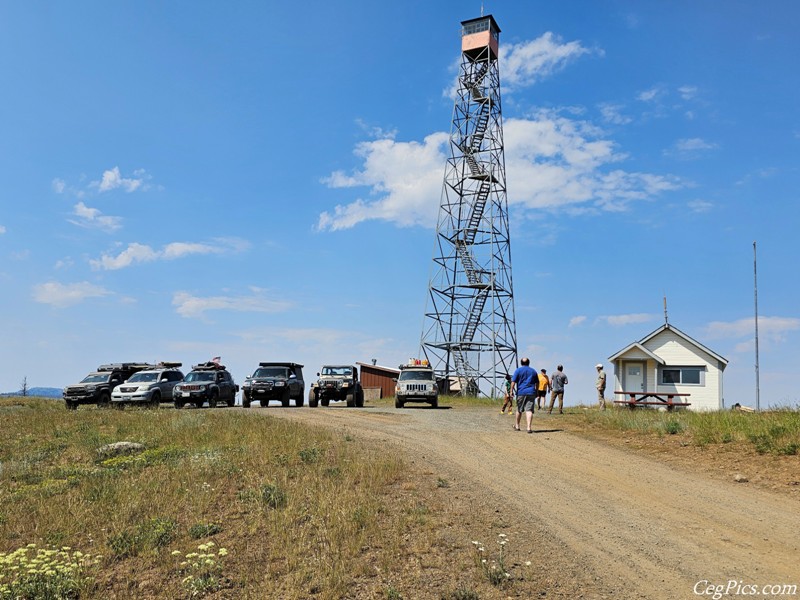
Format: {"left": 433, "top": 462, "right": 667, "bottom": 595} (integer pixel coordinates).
{"left": 753, "top": 241, "right": 760, "bottom": 411}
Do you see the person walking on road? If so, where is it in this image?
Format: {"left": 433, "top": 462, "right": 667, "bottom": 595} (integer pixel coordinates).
{"left": 500, "top": 374, "right": 513, "bottom": 414}
{"left": 536, "top": 368, "right": 550, "bottom": 410}
{"left": 595, "top": 363, "right": 607, "bottom": 410}
{"left": 549, "top": 365, "right": 568, "bottom": 414}
{"left": 511, "top": 357, "right": 539, "bottom": 433}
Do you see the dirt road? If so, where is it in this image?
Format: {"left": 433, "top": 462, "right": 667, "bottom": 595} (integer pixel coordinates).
{"left": 269, "top": 404, "right": 800, "bottom": 599}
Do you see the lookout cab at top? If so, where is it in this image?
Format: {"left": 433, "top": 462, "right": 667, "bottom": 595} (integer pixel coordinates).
{"left": 461, "top": 15, "right": 500, "bottom": 60}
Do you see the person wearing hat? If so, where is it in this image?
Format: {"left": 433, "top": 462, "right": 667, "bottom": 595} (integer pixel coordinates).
{"left": 536, "top": 368, "right": 550, "bottom": 410}
{"left": 595, "top": 363, "right": 607, "bottom": 410}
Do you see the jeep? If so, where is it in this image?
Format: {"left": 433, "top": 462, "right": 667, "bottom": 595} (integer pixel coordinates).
{"left": 242, "top": 362, "right": 304, "bottom": 408}
{"left": 309, "top": 365, "right": 364, "bottom": 408}
{"left": 110, "top": 362, "right": 184, "bottom": 408}
{"left": 395, "top": 360, "right": 438, "bottom": 408}
{"left": 62, "top": 363, "right": 154, "bottom": 410}
{"left": 173, "top": 362, "right": 239, "bottom": 409}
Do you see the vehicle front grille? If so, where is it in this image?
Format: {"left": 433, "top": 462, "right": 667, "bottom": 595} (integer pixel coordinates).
{"left": 182, "top": 385, "right": 203, "bottom": 391}
{"left": 119, "top": 387, "right": 137, "bottom": 393}
{"left": 404, "top": 384, "right": 429, "bottom": 392}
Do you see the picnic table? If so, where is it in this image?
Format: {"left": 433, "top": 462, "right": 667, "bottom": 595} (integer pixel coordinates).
{"left": 613, "top": 391, "right": 691, "bottom": 411}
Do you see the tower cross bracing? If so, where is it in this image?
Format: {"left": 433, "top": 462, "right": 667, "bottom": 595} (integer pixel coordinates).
{"left": 420, "top": 15, "right": 517, "bottom": 397}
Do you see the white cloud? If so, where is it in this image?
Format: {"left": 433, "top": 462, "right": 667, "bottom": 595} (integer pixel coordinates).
{"left": 636, "top": 87, "right": 662, "bottom": 102}
{"left": 569, "top": 316, "right": 587, "bottom": 327}
{"left": 68, "top": 202, "right": 123, "bottom": 232}
{"left": 678, "top": 85, "right": 698, "bottom": 100}
{"left": 173, "top": 288, "right": 292, "bottom": 319}
{"left": 597, "top": 313, "right": 656, "bottom": 326}
{"left": 705, "top": 316, "right": 800, "bottom": 345}
{"left": 318, "top": 132, "right": 449, "bottom": 231}
{"left": 318, "top": 111, "right": 681, "bottom": 230}
{"left": 91, "top": 166, "right": 147, "bottom": 193}
{"left": 598, "top": 103, "right": 632, "bottom": 125}
{"left": 674, "top": 138, "right": 718, "bottom": 152}
{"left": 0, "top": 225, "right": 5, "bottom": 234}
{"left": 52, "top": 178, "right": 66, "bottom": 194}
{"left": 32, "top": 281, "right": 111, "bottom": 308}
{"left": 90, "top": 238, "right": 249, "bottom": 270}
{"left": 502, "top": 33, "right": 593, "bottom": 91}
{"left": 687, "top": 199, "right": 713, "bottom": 213}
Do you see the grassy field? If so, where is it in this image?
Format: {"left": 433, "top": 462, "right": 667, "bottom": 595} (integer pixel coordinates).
{"left": 0, "top": 397, "right": 489, "bottom": 599}
{"left": 577, "top": 404, "right": 800, "bottom": 455}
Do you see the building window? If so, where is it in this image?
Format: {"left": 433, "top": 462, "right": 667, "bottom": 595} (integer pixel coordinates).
{"left": 463, "top": 20, "right": 490, "bottom": 36}
{"left": 661, "top": 367, "right": 704, "bottom": 385}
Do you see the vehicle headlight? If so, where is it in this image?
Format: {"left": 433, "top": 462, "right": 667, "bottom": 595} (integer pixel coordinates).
{"left": 274, "top": 381, "right": 285, "bottom": 387}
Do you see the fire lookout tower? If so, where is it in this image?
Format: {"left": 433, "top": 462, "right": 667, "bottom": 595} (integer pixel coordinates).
{"left": 420, "top": 15, "right": 518, "bottom": 396}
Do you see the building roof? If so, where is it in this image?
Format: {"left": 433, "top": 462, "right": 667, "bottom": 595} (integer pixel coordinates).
{"left": 608, "top": 323, "right": 729, "bottom": 368}
{"left": 607, "top": 342, "right": 665, "bottom": 364}
{"left": 356, "top": 362, "right": 400, "bottom": 375}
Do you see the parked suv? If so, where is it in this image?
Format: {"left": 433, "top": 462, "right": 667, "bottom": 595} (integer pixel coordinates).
{"left": 173, "top": 362, "right": 238, "bottom": 409}
{"left": 62, "top": 363, "right": 154, "bottom": 410}
{"left": 242, "top": 362, "right": 304, "bottom": 408}
{"left": 309, "top": 365, "right": 364, "bottom": 407}
{"left": 110, "top": 362, "right": 184, "bottom": 408}
{"left": 395, "top": 359, "right": 438, "bottom": 408}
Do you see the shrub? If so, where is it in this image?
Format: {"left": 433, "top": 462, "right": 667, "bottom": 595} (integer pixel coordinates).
{"left": 189, "top": 522, "right": 222, "bottom": 540}
{"left": 0, "top": 544, "right": 101, "bottom": 600}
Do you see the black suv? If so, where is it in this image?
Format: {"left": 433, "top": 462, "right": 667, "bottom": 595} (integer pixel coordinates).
{"left": 62, "top": 363, "right": 154, "bottom": 410}
{"left": 242, "top": 362, "right": 305, "bottom": 408}
{"left": 173, "top": 362, "right": 239, "bottom": 409}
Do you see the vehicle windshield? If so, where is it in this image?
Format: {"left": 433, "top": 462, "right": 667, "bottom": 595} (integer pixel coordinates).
{"left": 399, "top": 370, "right": 434, "bottom": 382}
{"left": 127, "top": 372, "right": 159, "bottom": 383}
{"left": 80, "top": 373, "right": 109, "bottom": 384}
{"left": 184, "top": 372, "right": 214, "bottom": 382}
{"left": 253, "top": 367, "right": 288, "bottom": 379}
{"left": 321, "top": 366, "right": 352, "bottom": 377}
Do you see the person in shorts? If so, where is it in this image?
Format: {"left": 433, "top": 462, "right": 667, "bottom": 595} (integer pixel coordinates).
{"left": 511, "top": 357, "right": 539, "bottom": 433}
{"left": 500, "top": 374, "right": 514, "bottom": 414}
{"left": 536, "top": 368, "right": 550, "bottom": 410}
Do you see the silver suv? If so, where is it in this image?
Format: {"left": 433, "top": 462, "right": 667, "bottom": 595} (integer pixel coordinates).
{"left": 110, "top": 362, "right": 184, "bottom": 408}
{"left": 395, "top": 361, "right": 438, "bottom": 409}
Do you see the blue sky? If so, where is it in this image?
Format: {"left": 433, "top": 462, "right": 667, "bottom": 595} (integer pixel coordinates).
{"left": 1, "top": 1, "right": 798, "bottom": 406}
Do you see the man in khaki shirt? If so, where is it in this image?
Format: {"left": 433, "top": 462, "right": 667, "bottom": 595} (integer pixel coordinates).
{"left": 595, "top": 364, "right": 607, "bottom": 410}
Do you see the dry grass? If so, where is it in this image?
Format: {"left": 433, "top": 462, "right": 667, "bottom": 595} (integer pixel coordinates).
{"left": 0, "top": 397, "right": 483, "bottom": 599}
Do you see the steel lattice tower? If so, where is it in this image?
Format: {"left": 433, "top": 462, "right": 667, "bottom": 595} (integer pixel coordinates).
{"left": 420, "top": 14, "right": 517, "bottom": 397}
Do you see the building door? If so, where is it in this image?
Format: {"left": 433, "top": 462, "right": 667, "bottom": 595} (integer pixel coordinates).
{"left": 625, "top": 363, "right": 645, "bottom": 392}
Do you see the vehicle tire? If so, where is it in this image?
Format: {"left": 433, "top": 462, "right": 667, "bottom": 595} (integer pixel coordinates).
{"left": 243, "top": 395, "right": 251, "bottom": 408}
{"left": 65, "top": 400, "right": 78, "bottom": 411}
{"left": 321, "top": 397, "right": 329, "bottom": 407}
{"left": 174, "top": 399, "right": 185, "bottom": 409}
{"left": 345, "top": 392, "right": 355, "bottom": 407}
{"left": 281, "top": 388, "right": 290, "bottom": 408}
{"left": 356, "top": 388, "right": 364, "bottom": 408}
{"left": 430, "top": 397, "right": 439, "bottom": 409}
{"left": 226, "top": 395, "right": 236, "bottom": 407}
{"left": 296, "top": 395, "right": 304, "bottom": 408}
{"left": 149, "top": 392, "right": 161, "bottom": 409}
{"left": 97, "top": 393, "right": 110, "bottom": 408}
{"left": 395, "top": 398, "right": 404, "bottom": 409}
{"left": 308, "top": 391, "right": 318, "bottom": 408}
{"left": 194, "top": 400, "right": 204, "bottom": 409}
{"left": 209, "top": 393, "right": 218, "bottom": 409}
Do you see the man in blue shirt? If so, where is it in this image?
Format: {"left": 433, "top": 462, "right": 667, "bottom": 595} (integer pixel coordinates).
{"left": 511, "top": 357, "right": 539, "bottom": 433}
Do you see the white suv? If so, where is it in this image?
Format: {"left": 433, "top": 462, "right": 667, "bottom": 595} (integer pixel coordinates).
{"left": 111, "top": 363, "right": 184, "bottom": 408}
{"left": 395, "top": 360, "right": 438, "bottom": 409}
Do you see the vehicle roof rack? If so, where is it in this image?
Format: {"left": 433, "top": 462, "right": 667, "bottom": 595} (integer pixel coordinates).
{"left": 259, "top": 362, "right": 304, "bottom": 368}
{"left": 156, "top": 361, "right": 183, "bottom": 368}
{"left": 192, "top": 362, "right": 227, "bottom": 371}
{"left": 97, "top": 362, "right": 154, "bottom": 372}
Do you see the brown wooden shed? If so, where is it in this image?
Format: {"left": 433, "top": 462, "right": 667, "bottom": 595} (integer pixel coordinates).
{"left": 356, "top": 362, "right": 400, "bottom": 399}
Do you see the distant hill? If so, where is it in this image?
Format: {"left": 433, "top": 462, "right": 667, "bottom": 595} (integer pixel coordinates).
{"left": 1, "top": 387, "right": 63, "bottom": 398}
